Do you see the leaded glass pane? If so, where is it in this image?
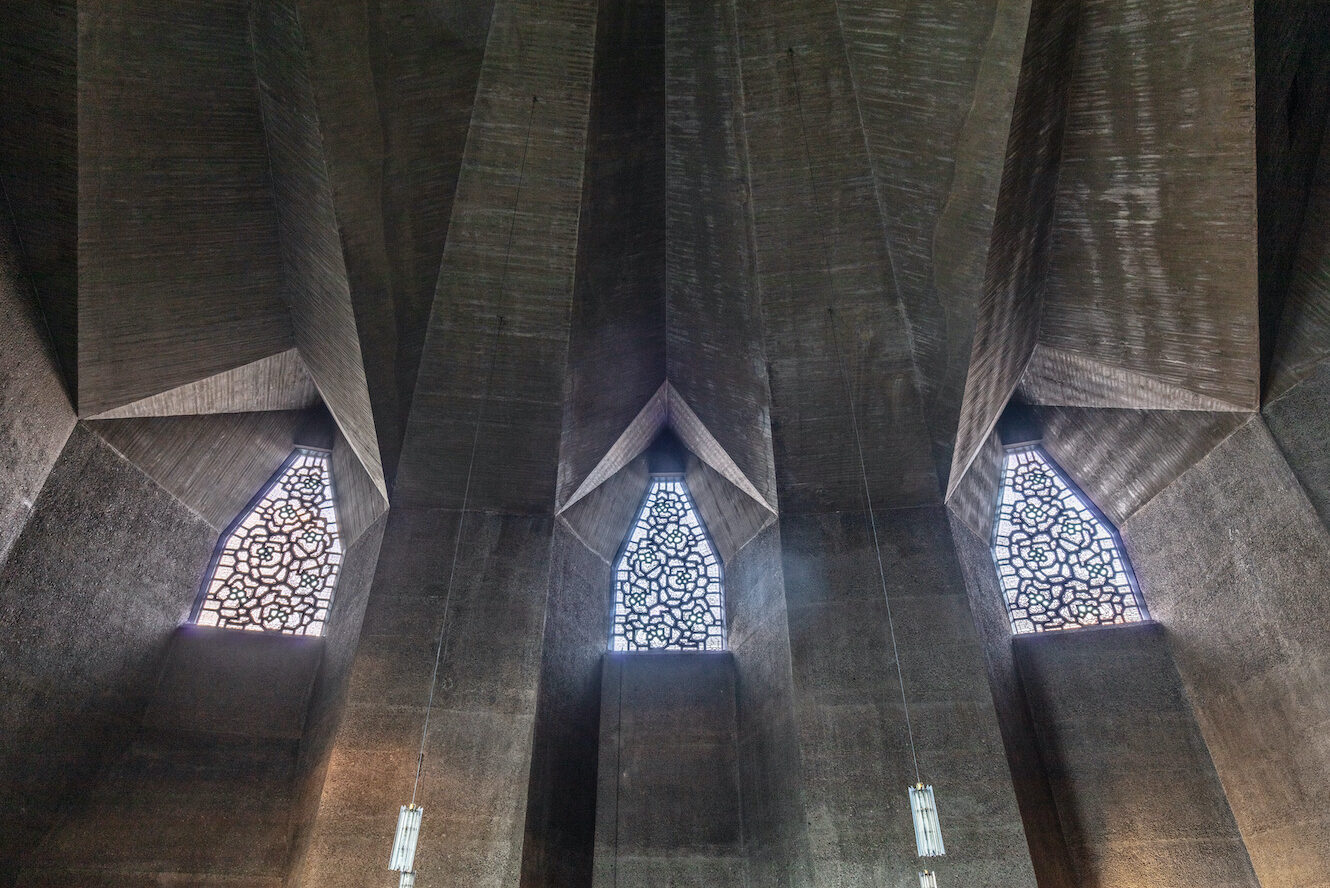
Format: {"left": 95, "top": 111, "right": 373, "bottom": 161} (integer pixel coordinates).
{"left": 195, "top": 449, "right": 342, "bottom": 636}
{"left": 612, "top": 477, "right": 725, "bottom": 651}
{"left": 992, "top": 447, "right": 1145, "bottom": 634}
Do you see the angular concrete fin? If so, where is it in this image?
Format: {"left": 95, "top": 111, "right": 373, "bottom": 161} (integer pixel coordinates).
{"left": 251, "top": 0, "right": 388, "bottom": 503}
{"left": 86, "top": 409, "right": 314, "bottom": 531}
{"left": 559, "top": 381, "right": 775, "bottom": 516}
{"left": 85, "top": 349, "right": 320, "bottom": 420}
{"left": 1020, "top": 345, "right": 1255, "bottom": 412}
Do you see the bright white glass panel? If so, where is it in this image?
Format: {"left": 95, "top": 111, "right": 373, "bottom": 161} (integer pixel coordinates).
{"left": 611, "top": 477, "right": 725, "bottom": 651}
{"left": 909, "top": 784, "right": 946, "bottom": 857}
{"left": 195, "top": 449, "right": 342, "bottom": 637}
{"left": 992, "top": 447, "right": 1144, "bottom": 634}
{"left": 389, "top": 804, "right": 423, "bottom": 872}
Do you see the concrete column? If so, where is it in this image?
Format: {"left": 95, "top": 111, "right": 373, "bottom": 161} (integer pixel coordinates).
{"left": 18, "top": 628, "right": 324, "bottom": 888}
{"left": 1125, "top": 418, "right": 1330, "bottom": 887}
{"left": 782, "top": 505, "right": 1037, "bottom": 887}
{"left": 728, "top": 523, "right": 814, "bottom": 886}
{"left": 1015, "top": 624, "right": 1259, "bottom": 888}
{"left": 294, "top": 509, "right": 554, "bottom": 888}
{"left": 593, "top": 652, "right": 745, "bottom": 886}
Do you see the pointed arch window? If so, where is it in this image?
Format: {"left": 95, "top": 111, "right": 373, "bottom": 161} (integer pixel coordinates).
{"left": 992, "top": 446, "right": 1147, "bottom": 634}
{"left": 193, "top": 448, "right": 343, "bottom": 636}
{"left": 612, "top": 477, "right": 725, "bottom": 651}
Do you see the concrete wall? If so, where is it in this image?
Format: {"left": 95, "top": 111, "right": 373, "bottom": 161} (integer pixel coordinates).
{"left": 78, "top": 0, "right": 294, "bottom": 415}
{"left": 949, "top": 507, "right": 1077, "bottom": 888}
{"left": 0, "top": 213, "right": 75, "bottom": 568}
{"left": 728, "top": 523, "right": 813, "bottom": 886}
{"left": 0, "top": 426, "right": 216, "bottom": 883}
{"left": 252, "top": 0, "right": 385, "bottom": 498}
{"left": 1015, "top": 624, "right": 1259, "bottom": 888}
{"left": 0, "top": 0, "right": 76, "bottom": 385}
{"left": 17, "top": 627, "right": 324, "bottom": 888}
{"left": 294, "top": 509, "right": 554, "bottom": 888}
{"left": 520, "top": 525, "right": 612, "bottom": 888}
{"left": 1266, "top": 363, "right": 1330, "bottom": 531}
{"left": 1124, "top": 417, "right": 1330, "bottom": 887}
{"left": 781, "top": 505, "right": 1036, "bottom": 887}
{"left": 286, "top": 510, "right": 388, "bottom": 885}
{"left": 0, "top": 410, "right": 384, "bottom": 887}
{"left": 1257, "top": 0, "right": 1330, "bottom": 386}
{"left": 593, "top": 653, "right": 745, "bottom": 886}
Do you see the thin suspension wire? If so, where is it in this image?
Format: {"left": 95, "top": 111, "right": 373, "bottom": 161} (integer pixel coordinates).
{"left": 410, "top": 95, "right": 539, "bottom": 806}
{"left": 828, "top": 313, "right": 922, "bottom": 786}
{"left": 787, "top": 48, "right": 922, "bottom": 786}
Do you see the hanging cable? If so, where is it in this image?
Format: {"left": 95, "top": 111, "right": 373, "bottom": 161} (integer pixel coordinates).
{"left": 390, "top": 97, "right": 539, "bottom": 887}
{"left": 787, "top": 46, "right": 945, "bottom": 866}
{"left": 827, "top": 313, "right": 922, "bottom": 784}
{"left": 786, "top": 47, "right": 923, "bottom": 786}
{"left": 408, "top": 93, "right": 538, "bottom": 807}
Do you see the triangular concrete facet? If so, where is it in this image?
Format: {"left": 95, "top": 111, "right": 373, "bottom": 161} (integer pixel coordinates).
{"left": 85, "top": 349, "right": 319, "bottom": 420}
{"left": 559, "top": 381, "right": 775, "bottom": 516}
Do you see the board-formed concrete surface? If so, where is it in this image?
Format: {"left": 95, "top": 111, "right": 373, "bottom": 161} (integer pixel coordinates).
{"left": 5, "top": 0, "right": 1330, "bottom": 885}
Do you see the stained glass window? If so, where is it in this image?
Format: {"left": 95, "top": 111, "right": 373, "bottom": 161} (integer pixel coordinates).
{"left": 194, "top": 449, "right": 342, "bottom": 636}
{"left": 992, "top": 446, "right": 1146, "bottom": 634}
{"left": 612, "top": 477, "right": 725, "bottom": 651}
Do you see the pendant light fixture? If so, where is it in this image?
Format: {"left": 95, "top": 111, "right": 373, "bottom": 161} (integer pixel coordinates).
{"left": 909, "top": 784, "right": 946, "bottom": 857}
{"left": 387, "top": 94, "right": 538, "bottom": 886}
{"left": 389, "top": 804, "right": 422, "bottom": 884}
{"left": 785, "top": 44, "right": 946, "bottom": 879}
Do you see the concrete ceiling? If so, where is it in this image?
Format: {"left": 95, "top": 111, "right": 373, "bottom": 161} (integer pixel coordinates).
{"left": 78, "top": 0, "right": 295, "bottom": 417}
{"left": 1032, "top": 0, "right": 1259, "bottom": 412}
{"left": 3, "top": 0, "right": 1296, "bottom": 524}
{"left": 0, "top": 0, "right": 76, "bottom": 393}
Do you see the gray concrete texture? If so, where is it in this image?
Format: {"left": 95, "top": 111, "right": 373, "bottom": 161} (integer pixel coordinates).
{"left": 1266, "top": 362, "right": 1330, "bottom": 533}
{"left": 735, "top": 0, "right": 937, "bottom": 514}
{"left": 78, "top": 0, "right": 294, "bottom": 416}
{"left": 559, "top": 0, "right": 774, "bottom": 514}
{"left": 296, "top": 508, "right": 555, "bottom": 888}
{"left": 1125, "top": 418, "right": 1330, "bottom": 888}
{"left": 594, "top": 653, "right": 745, "bottom": 888}
{"left": 392, "top": 0, "right": 597, "bottom": 515}
{"left": 85, "top": 410, "right": 313, "bottom": 531}
{"left": 9, "top": 0, "right": 1330, "bottom": 886}
{"left": 0, "top": 426, "right": 216, "bottom": 881}
{"left": 1256, "top": 1, "right": 1330, "bottom": 391}
{"left": 949, "top": 510, "right": 1077, "bottom": 888}
{"left": 251, "top": 0, "right": 387, "bottom": 499}
{"left": 285, "top": 511, "right": 389, "bottom": 888}
{"left": 290, "top": 0, "right": 496, "bottom": 484}
{"left": 18, "top": 627, "right": 324, "bottom": 887}
{"left": 0, "top": 0, "right": 76, "bottom": 388}
{"left": 1015, "top": 624, "right": 1260, "bottom": 888}
{"left": 0, "top": 214, "right": 75, "bottom": 568}
{"left": 948, "top": 0, "right": 1079, "bottom": 496}
{"left": 726, "top": 523, "right": 813, "bottom": 887}
{"left": 781, "top": 505, "right": 1036, "bottom": 887}
{"left": 1035, "top": 0, "right": 1258, "bottom": 411}
{"left": 520, "top": 525, "right": 613, "bottom": 888}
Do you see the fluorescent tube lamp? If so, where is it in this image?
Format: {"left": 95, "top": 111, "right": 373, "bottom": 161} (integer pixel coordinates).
{"left": 389, "top": 804, "right": 423, "bottom": 872}
{"left": 919, "top": 870, "right": 939, "bottom": 888}
{"left": 398, "top": 872, "right": 416, "bottom": 888}
{"left": 909, "top": 784, "right": 946, "bottom": 857}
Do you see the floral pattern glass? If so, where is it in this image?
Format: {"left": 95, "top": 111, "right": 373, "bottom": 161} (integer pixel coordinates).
{"left": 992, "top": 447, "right": 1145, "bottom": 634}
{"left": 612, "top": 477, "right": 725, "bottom": 651}
{"left": 195, "top": 449, "right": 342, "bottom": 636}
